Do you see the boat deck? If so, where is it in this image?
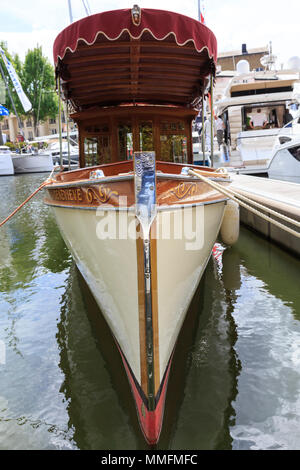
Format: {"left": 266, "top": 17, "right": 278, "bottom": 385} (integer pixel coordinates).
{"left": 228, "top": 174, "right": 300, "bottom": 256}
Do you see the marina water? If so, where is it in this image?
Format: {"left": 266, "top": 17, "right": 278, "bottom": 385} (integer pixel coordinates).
{"left": 0, "top": 173, "right": 300, "bottom": 450}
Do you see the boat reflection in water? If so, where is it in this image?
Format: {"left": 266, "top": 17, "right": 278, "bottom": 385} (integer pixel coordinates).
{"left": 55, "top": 247, "right": 242, "bottom": 449}
{"left": 1, "top": 174, "right": 300, "bottom": 449}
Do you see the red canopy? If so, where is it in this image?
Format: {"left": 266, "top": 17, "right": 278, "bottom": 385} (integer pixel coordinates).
{"left": 54, "top": 8, "right": 217, "bottom": 109}
{"left": 53, "top": 8, "right": 217, "bottom": 65}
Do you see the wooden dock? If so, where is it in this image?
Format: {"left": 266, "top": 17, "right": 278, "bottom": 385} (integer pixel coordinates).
{"left": 228, "top": 174, "right": 300, "bottom": 256}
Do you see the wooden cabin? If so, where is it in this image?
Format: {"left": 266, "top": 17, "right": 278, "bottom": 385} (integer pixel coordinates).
{"left": 54, "top": 7, "right": 217, "bottom": 168}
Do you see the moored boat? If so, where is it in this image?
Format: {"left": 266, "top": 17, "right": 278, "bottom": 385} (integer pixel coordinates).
{"left": 216, "top": 64, "right": 300, "bottom": 173}
{"left": 0, "top": 145, "right": 14, "bottom": 176}
{"left": 267, "top": 114, "right": 300, "bottom": 183}
{"left": 11, "top": 153, "right": 54, "bottom": 174}
{"left": 44, "top": 6, "right": 230, "bottom": 444}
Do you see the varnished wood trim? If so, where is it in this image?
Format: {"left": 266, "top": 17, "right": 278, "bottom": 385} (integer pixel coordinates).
{"left": 68, "top": 61, "right": 206, "bottom": 76}
{"left": 150, "top": 222, "right": 160, "bottom": 394}
{"left": 187, "top": 116, "right": 194, "bottom": 164}
{"left": 64, "top": 51, "right": 207, "bottom": 66}
{"left": 136, "top": 221, "right": 160, "bottom": 397}
{"left": 79, "top": 126, "right": 85, "bottom": 168}
{"left": 110, "top": 115, "right": 118, "bottom": 162}
{"left": 136, "top": 228, "right": 148, "bottom": 395}
{"left": 71, "top": 105, "right": 197, "bottom": 121}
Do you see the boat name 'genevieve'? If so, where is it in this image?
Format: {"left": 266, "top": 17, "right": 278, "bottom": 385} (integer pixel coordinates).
{"left": 52, "top": 188, "right": 83, "bottom": 202}
{"left": 50, "top": 186, "right": 119, "bottom": 204}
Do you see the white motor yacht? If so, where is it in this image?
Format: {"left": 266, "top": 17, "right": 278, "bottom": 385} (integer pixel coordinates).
{"left": 11, "top": 151, "right": 53, "bottom": 174}
{"left": 43, "top": 140, "right": 79, "bottom": 168}
{"left": 216, "top": 64, "right": 300, "bottom": 174}
{"left": 268, "top": 115, "right": 300, "bottom": 183}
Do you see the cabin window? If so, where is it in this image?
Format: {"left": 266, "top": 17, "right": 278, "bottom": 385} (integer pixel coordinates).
{"left": 159, "top": 120, "right": 187, "bottom": 163}
{"left": 118, "top": 123, "right": 133, "bottom": 160}
{"left": 160, "top": 121, "right": 185, "bottom": 132}
{"left": 84, "top": 135, "right": 111, "bottom": 166}
{"left": 85, "top": 124, "right": 109, "bottom": 133}
{"left": 139, "top": 121, "right": 154, "bottom": 151}
{"left": 160, "top": 135, "right": 188, "bottom": 163}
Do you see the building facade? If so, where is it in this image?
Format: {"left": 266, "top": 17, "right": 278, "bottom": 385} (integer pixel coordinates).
{"left": 0, "top": 113, "right": 76, "bottom": 143}
{"left": 217, "top": 44, "right": 269, "bottom": 72}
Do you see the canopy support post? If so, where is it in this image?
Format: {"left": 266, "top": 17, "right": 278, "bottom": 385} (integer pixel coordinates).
{"left": 65, "top": 102, "right": 71, "bottom": 171}
{"left": 210, "top": 74, "right": 214, "bottom": 167}
{"left": 58, "top": 76, "right": 63, "bottom": 168}
{"left": 202, "top": 94, "right": 206, "bottom": 166}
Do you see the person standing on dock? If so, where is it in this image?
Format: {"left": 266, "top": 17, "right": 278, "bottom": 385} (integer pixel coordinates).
{"left": 283, "top": 108, "right": 293, "bottom": 127}
{"left": 216, "top": 115, "right": 225, "bottom": 150}
{"left": 204, "top": 115, "right": 216, "bottom": 153}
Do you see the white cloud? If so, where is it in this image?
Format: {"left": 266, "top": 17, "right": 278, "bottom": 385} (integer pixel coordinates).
{"left": 0, "top": 0, "right": 300, "bottom": 68}
{"left": 0, "top": 30, "right": 59, "bottom": 64}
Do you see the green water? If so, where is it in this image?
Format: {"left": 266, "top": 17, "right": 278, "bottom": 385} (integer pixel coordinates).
{"left": 0, "top": 173, "right": 300, "bottom": 450}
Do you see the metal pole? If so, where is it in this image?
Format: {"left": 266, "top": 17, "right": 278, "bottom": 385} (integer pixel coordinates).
{"left": 82, "top": 0, "right": 90, "bottom": 16}
{"left": 210, "top": 75, "right": 214, "bottom": 167}
{"left": 202, "top": 94, "right": 205, "bottom": 165}
{"left": 198, "top": 0, "right": 201, "bottom": 21}
{"left": 58, "top": 76, "right": 63, "bottom": 167}
{"left": 65, "top": 102, "right": 71, "bottom": 170}
{"left": 68, "top": 0, "right": 73, "bottom": 23}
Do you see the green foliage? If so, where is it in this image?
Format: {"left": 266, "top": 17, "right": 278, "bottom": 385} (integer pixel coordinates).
{"left": 0, "top": 42, "right": 58, "bottom": 132}
{"left": 22, "top": 45, "right": 58, "bottom": 131}
{"left": 4, "top": 141, "right": 36, "bottom": 151}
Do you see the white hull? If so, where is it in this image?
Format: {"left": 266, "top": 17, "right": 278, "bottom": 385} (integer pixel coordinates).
{"left": 235, "top": 129, "right": 280, "bottom": 173}
{"left": 0, "top": 154, "right": 14, "bottom": 176}
{"left": 268, "top": 142, "right": 300, "bottom": 183}
{"left": 50, "top": 201, "right": 226, "bottom": 384}
{"left": 11, "top": 154, "right": 53, "bottom": 174}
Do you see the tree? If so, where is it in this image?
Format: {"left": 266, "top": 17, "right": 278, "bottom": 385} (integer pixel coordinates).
{"left": 22, "top": 46, "right": 58, "bottom": 135}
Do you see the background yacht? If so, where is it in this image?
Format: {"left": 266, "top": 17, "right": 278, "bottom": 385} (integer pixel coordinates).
{"left": 11, "top": 153, "right": 54, "bottom": 174}
{"left": 216, "top": 59, "right": 300, "bottom": 175}
{"left": 0, "top": 145, "right": 14, "bottom": 176}
{"left": 43, "top": 140, "right": 79, "bottom": 168}
{"left": 267, "top": 114, "right": 300, "bottom": 183}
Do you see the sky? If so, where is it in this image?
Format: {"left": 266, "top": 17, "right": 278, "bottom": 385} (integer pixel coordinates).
{"left": 0, "top": 0, "right": 300, "bottom": 69}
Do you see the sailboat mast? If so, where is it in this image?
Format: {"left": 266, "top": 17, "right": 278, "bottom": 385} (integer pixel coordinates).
{"left": 68, "top": 0, "right": 73, "bottom": 23}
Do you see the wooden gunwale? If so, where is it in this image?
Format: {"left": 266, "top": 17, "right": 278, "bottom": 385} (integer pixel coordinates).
{"left": 44, "top": 173, "right": 229, "bottom": 210}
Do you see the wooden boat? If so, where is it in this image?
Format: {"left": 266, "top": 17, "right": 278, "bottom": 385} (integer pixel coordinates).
{"left": 44, "top": 6, "right": 230, "bottom": 444}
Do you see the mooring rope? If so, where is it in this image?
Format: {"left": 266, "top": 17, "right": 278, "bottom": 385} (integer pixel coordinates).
{"left": 0, "top": 166, "right": 60, "bottom": 228}
{"left": 188, "top": 168, "right": 300, "bottom": 239}
{"left": 1, "top": 165, "right": 299, "bottom": 241}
